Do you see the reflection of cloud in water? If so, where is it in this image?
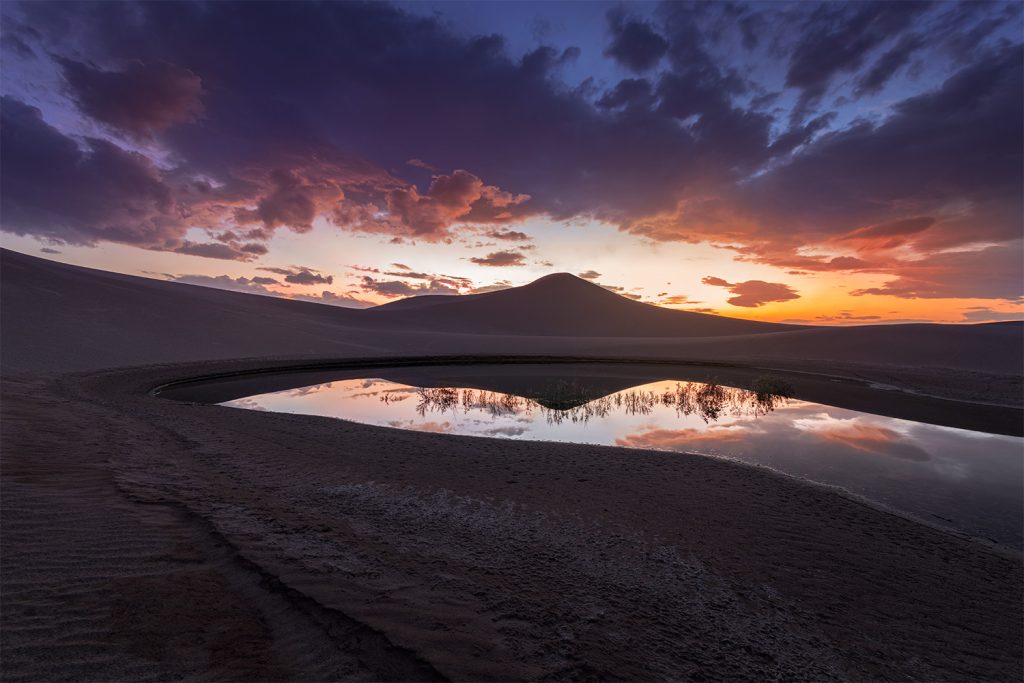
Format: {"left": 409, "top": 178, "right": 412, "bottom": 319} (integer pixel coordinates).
{"left": 226, "top": 397, "right": 268, "bottom": 411}
{"left": 284, "top": 382, "right": 334, "bottom": 397}
{"left": 387, "top": 419, "right": 451, "bottom": 433}
{"left": 615, "top": 424, "right": 750, "bottom": 451}
{"left": 482, "top": 426, "right": 529, "bottom": 437}
{"left": 793, "top": 414, "right": 931, "bottom": 462}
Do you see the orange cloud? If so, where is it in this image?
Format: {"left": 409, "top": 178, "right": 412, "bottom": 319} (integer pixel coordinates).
{"left": 386, "top": 170, "right": 533, "bottom": 238}
{"left": 615, "top": 426, "right": 748, "bottom": 451}
{"left": 798, "top": 419, "right": 931, "bottom": 461}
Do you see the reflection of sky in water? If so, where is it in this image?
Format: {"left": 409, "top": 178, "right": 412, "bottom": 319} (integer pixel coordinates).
{"left": 225, "top": 376, "right": 1024, "bottom": 549}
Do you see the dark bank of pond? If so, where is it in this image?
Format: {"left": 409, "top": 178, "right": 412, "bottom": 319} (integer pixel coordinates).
{"left": 158, "top": 362, "right": 1023, "bottom": 549}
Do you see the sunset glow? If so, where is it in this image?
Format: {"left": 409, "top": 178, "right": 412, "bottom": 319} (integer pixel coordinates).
{"left": 1, "top": 1, "right": 1021, "bottom": 323}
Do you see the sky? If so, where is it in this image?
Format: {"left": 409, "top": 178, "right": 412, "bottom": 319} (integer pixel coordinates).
{"left": 0, "top": 0, "right": 1021, "bottom": 324}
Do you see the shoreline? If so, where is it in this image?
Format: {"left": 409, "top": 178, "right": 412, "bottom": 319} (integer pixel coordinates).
{"left": 153, "top": 354, "right": 1024, "bottom": 436}
{"left": 156, "top": 354, "right": 1021, "bottom": 557}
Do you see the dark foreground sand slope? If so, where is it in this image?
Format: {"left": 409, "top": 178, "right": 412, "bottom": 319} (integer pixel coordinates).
{"left": 1, "top": 248, "right": 1022, "bottom": 681}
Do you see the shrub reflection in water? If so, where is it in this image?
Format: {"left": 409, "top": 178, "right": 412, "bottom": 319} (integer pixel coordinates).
{"left": 411, "top": 378, "right": 794, "bottom": 425}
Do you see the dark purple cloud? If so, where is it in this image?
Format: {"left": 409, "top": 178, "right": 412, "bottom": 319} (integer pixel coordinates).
{"left": 59, "top": 58, "right": 203, "bottom": 138}
{"left": 960, "top": 308, "right": 1023, "bottom": 323}
{"left": 257, "top": 265, "right": 334, "bottom": 284}
{"left": 738, "top": 44, "right": 1022, "bottom": 245}
{"left": 169, "top": 273, "right": 276, "bottom": 294}
{"left": 854, "top": 34, "right": 925, "bottom": 97}
{"left": 175, "top": 241, "right": 262, "bottom": 261}
{"left": 784, "top": 2, "right": 928, "bottom": 119}
{"left": 167, "top": 273, "right": 371, "bottom": 308}
{"left": 596, "top": 78, "right": 655, "bottom": 110}
{"left": 284, "top": 269, "right": 333, "bottom": 286}
{"left": 485, "top": 229, "right": 530, "bottom": 242}
{"left": 359, "top": 276, "right": 459, "bottom": 299}
{"left": 603, "top": 8, "right": 668, "bottom": 72}
{"left": 0, "top": 96, "right": 180, "bottom": 248}
{"left": 469, "top": 250, "right": 527, "bottom": 267}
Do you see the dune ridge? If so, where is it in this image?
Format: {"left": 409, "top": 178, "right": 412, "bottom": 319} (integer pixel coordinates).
{"left": 3, "top": 248, "right": 1021, "bottom": 381}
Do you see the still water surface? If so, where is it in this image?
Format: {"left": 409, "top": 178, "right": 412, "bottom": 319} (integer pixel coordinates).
{"left": 222, "top": 366, "right": 1023, "bottom": 549}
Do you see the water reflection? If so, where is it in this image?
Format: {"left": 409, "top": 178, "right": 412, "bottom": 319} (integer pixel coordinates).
{"left": 412, "top": 380, "right": 791, "bottom": 425}
{"left": 223, "top": 369, "right": 1023, "bottom": 549}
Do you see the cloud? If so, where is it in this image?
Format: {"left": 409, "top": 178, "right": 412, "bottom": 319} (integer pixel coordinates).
{"left": 0, "top": 97, "right": 181, "bottom": 248}
{"left": 359, "top": 276, "right": 460, "bottom": 299}
{"left": 702, "top": 276, "right": 800, "bottom": 308}
{"left": 284, "top": 269, "right": 333, "bottom": 285}
{"left": 577, "top": 270, "right": 601, "bottom": 280}
{"left": 784, "top": 2, "right": 926, "bottom": 119}
{"left": 470, "top": 250, "right": 527, "bottom": 267}
{"left": 596, "top": 78, "right": 656, "bottom": 110}
{"left": 58, "top": 58, "right": 203, "bottom": 137}
{"left": 235, "top": 168, "right": 345, "bottom": 232}
{"left": 383, "top": 170, "right": 533, "bottom": 238}
{"left": 959, "top": 308, "right": 1024, "bottom": 323}
{"left": 604, "top": 8, "right": 669, "bottom": 72}
{"left": 167, "top": 273, "right": 371, "bottom": 308}
{"left": 258, "top": 264, "right": 334, "bottom": 284}
{"left": 39, "top": 247, "right": 61, "bottom": 254}
{"left": 3, "top": 0, "right": 1019, "bottom": 306}
{"left": 659, "top": 294, "right": 701, "bottom": 306}
{"left": 854, "top": 33, "right": 925, "bottom": 97}
{"left": 485, "top": 229, "right": 530, "bottom": 242}
{"left": 290, "top": 290, "right": 374, "bottom": 308}
{"left": 469, "top": 281, "right": 513, "bottom": 294}
{"left": 174, "top": 241, "right": 265, "bottom": 261}
{"left": 168, "top": 273, "right": 276, "bottom": 295}
{"left": 837, "top": 216, "right": 935, "bottom": 244}
{"left": 740, "top": 45, "right": 1023, "bottom": 247}
{"left": 849, "top": 244, "right": 1023, "bottom": 301}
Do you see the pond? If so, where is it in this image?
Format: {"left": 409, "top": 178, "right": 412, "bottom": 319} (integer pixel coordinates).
{"left": 170, "top": 363, "right": 1023, "bottom": 549}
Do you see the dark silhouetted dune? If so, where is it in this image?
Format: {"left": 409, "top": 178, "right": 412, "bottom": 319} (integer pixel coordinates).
{"left": 2, "top": 249, "right": 1021, "bottom": 383}
{"left": 367, "top": 272, "right": 799, "bottom": 336}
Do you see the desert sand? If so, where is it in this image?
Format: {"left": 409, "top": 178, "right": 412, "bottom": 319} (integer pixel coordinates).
{"left": 2, "top": 248, "right": 1022, "bottom": 681}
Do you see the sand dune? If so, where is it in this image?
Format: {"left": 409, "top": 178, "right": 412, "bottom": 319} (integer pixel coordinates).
{"left": 366, "top": 272, "right": 799, "bottom": 336}
{"left": 3, "top": 248, "right": 1021, "bottom": 380}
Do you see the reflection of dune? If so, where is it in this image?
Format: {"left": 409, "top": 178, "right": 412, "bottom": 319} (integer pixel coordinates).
{"left": 615, "top": 425, "right": 749, "bottom": 451}
{"left": 411, "top": 382, "right": 789, "bottom": 425}
{"left": 795, "top": 416, "right": 931, "bottom": 462}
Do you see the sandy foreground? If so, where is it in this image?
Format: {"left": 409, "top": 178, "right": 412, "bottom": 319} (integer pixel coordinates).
{"left": 2, "top": 250, "right": 1022, "bottom": 680}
